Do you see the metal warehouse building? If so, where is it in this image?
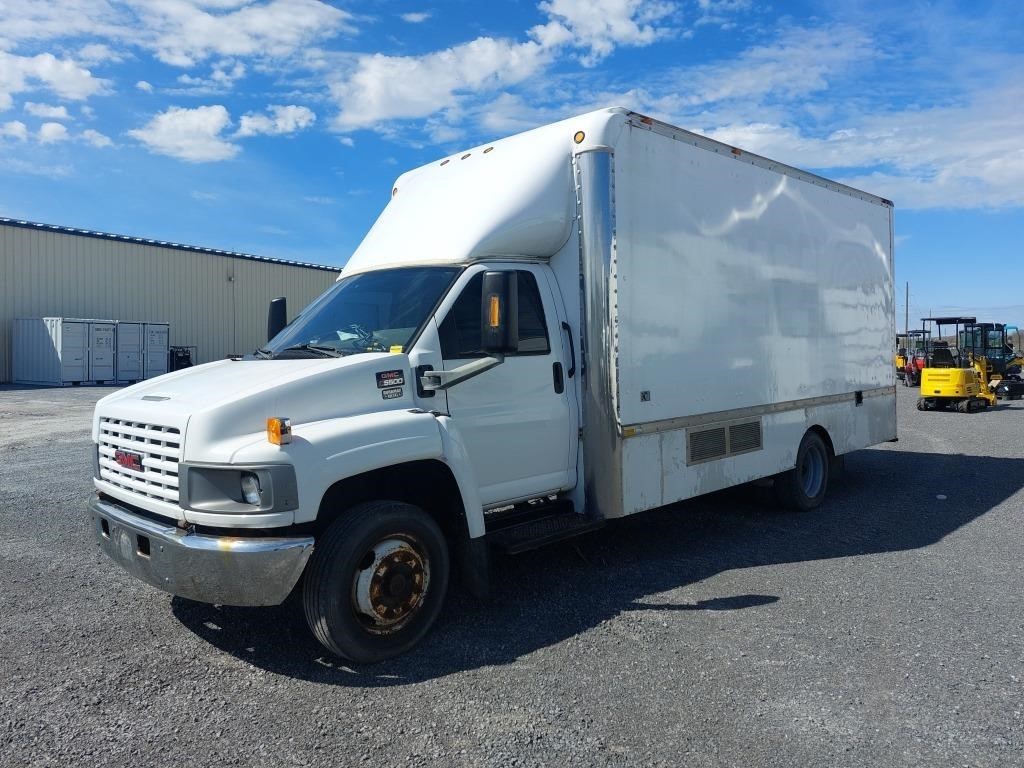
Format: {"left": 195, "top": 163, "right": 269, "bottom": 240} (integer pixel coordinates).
{"left": 0, "top": 217, "right": 339, "bottom": 384}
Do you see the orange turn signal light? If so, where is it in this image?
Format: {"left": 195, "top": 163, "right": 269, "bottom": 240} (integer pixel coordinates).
{"left": 488, "top": 296, "right": 501, "bottom": 328}
{"left": 267, "top": 416, "right": 292, "bottom": 445}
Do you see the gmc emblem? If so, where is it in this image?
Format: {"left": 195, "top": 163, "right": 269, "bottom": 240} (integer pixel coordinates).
{"left": 114, "top": 450, "right": 143, "bottom": 472}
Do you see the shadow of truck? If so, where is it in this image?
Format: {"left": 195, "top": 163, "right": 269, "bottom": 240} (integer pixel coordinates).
{"left": 172, "top": 446, "right": 1023, "bottom": 686}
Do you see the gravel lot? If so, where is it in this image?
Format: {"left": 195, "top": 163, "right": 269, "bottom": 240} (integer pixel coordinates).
{"left": 1, "top": 382, "right": 1022, "bottom": 767}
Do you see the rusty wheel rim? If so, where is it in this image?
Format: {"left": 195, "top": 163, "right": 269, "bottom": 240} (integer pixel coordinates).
{"left": 352, "top": 535, "right": 431, "bottom": 634}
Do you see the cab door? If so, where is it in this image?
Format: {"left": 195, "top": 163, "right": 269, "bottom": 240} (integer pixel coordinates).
{"left": 438, "top": 265, "right": 574, "bottom": 506}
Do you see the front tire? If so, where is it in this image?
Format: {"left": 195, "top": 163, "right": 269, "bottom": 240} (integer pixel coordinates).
{"left": 303, "top": 500, "right": 449, "bottom": 663}
{"left": 774, "top": 431, "right": 830, "bottom": 511}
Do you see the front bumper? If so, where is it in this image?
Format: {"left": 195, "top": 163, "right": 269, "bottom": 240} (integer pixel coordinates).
{"left": 88, "top": 493, "right": 314, "bottom": 606}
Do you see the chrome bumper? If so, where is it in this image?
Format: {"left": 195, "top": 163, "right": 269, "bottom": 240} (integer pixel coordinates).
{"left": 88, "top": 494, "right": 314, "bottom": 606}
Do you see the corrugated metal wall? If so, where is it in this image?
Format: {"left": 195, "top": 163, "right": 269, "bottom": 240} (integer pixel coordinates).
{"left": 0, "top": 223, "right": 339, "bottom": 383}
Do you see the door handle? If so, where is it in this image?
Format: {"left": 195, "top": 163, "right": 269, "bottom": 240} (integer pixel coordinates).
{"left": 560, "top": 322, "right": 576, "bottom": 378}
{"left": 552, "top": 362, "right": 564, "bottom": 394}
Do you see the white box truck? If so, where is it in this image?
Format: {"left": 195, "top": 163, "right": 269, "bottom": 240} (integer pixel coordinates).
{"left": 88, "top": 108, "right": 896, "bottom": 662}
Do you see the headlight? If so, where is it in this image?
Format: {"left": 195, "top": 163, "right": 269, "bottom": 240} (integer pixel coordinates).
{"left": 240, "top": 472, "right": 262, "bottom": 505}
{"left": 179, "top": 464, "right": 298, "bottom": 514}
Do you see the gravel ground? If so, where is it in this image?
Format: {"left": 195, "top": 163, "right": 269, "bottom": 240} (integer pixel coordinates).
{"left": 1, "top": 382, "right": 1022, "bottom": 767}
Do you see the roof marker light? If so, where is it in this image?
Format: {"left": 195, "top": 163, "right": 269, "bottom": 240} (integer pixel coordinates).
{"left": 483, "top": 146, "right": 494, "bottom": 153}
{"left": 461, "top": 153, "right": 471, "bottom": 160}
{"left": 440, "top": 159, "right": 450, "bottom": 166}
{"left": 573, "top": 131, "right": 585, "bottom": 144}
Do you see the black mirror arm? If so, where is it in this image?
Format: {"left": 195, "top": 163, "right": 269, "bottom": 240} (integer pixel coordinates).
{"left": 420, "top": 354, "right": 505, "bottom": 391}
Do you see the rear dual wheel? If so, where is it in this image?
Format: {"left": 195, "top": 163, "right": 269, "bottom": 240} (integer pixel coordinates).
{"left": 303, "top": 500, "right": 449, "bottom": 663}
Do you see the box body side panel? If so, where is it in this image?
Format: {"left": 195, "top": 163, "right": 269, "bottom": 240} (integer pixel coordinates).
{"left": 614, "top": 124, "right": 894, "bottom": 425}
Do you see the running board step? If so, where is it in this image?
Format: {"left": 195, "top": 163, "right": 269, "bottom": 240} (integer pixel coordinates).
{"left": 487, "top": 511, "right": 605, "bottom": 554}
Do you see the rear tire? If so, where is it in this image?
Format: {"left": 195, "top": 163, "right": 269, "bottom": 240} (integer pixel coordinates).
{"left": 303, "top": 500, "right": 449, "bottom": 663}
{"left": 774, "top": 431, "right": 830, "bottom": 511}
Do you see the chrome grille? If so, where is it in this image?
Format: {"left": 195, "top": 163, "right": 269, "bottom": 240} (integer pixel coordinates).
{"left": 98, "top": 418, "right": 180, "bottom": 504}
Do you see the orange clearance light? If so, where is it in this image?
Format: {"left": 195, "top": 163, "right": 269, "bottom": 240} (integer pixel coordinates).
{"left": 488, "top": 296, "right": 501, "bottom": 328}
{"left": 267, "top": 416, "right": 292, "bottom": 445}
{"left": 573, "top": 131, "right": 585, "bottom": 144}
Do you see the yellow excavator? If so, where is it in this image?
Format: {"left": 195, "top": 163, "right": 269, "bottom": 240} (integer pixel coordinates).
{"left": 915, "top": 316, "right": 992, "bottom": 412}
{"left": 960, "top": 323, "right": 1024, "bottom": 401}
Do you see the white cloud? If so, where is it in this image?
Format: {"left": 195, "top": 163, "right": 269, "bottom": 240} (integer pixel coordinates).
{"left": 191, "top": 190, "right": 219, "bottom": 201}
{"left": 536, "top": 0, "right": 677, "bottom": 65}
{"left": 698, "top": 83, "right": 1024, "bottom": 209}
{"left": 331, "top": 37, "right": 552, "bottom": 130}
{"left": 236, "top": 104, "right": 315, "bottom": 136}
{"left": 25, "top": 102, "right": 71, "bottom": 120}
{"left": 400, "top": 12, "right": 431, "bottom": 23}
{"left": 338, "top": 136, "right": 354, "bottom": 147}
{"left": 303, "top": 195, "right": 335, "bottom": 204}
{"left": 133, "top": 0, "right": 354, "bottom": 67}
{"left": 0, "top": 157, "right": 73, "bottom": 177}
{"left": 38, "top": 121, "right": 69, "bottom": 143}
{"left": 81, "top": 128, "right": 112, "bottom": 147}
{"left": 0, "top": 0, "right": 353, "bottom": 68}
{"left": 0, "top": 51, "right": 107, "bottom": 110}
{"left": 136, "top": 80, "right": 154, "bottom": 92}
{"left": 329, "top": 1, "right": 677, "bottom": 131}
{"left": 1, "top": 120, "right": 29, "bottom": 141}
{"left": 129, "top": 104, "right": 239, "bottom": 162}
{"left": 695, "top": 0, "right": 752, "bottom": 29}
{"left": 77, "top": 42, "right": 123, "bottom": 64}
{"left": 174, "top": 60, "right": 246, "bottom": 93}
{"left": 0, "top": 1, "right": 128, "bottom": 45}
{"left": 258, "top": 224, "right": 289, "bottom": 235}
{"left": 646, "top": 25, "right": 875, "bottom": 112}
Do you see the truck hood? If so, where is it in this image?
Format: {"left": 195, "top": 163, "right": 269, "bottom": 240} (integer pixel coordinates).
{"left": 94, "top": 355, "right": 419, "bottom": 462}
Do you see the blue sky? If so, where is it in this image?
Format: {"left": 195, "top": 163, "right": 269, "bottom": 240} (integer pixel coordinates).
{"left": 1, "top": 0, "right": 1022, "bottom": 328}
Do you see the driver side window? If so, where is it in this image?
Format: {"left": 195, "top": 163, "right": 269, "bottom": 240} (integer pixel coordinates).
{"left": 439, "top": 271, "right": 551, "bottom": 359}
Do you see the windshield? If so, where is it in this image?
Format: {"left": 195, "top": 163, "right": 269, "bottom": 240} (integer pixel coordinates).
{"left": 263, "top": 266, "right": 460, "bottom": 358}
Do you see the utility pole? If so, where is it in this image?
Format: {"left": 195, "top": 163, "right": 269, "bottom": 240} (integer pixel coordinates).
{"left": 905, "top": 282, "right": 909, "bottom": 338}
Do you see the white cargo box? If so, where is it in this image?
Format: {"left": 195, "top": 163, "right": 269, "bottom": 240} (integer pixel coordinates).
{"left": 12, "top": 317, "right": 117, "bottom": 386}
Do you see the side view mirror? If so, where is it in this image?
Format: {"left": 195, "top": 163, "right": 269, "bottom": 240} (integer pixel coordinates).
{"left": 420, "top": 271, "right": 518, "bottom": 392}
{"left": 480, "top": 271, "right": 518, "bottom": 354}
{"left": 268, "top": 296, "right": 288, "bottom": 342}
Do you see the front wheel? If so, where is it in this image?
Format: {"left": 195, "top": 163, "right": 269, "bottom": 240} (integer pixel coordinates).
{"left": 774, "top": 431, "right": 830, "bottom": 511}
{"left": 303, "top": 500, "right": 449, "bottom": 663}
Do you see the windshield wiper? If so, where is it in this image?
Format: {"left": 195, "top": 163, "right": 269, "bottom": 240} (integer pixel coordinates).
{"left": 279, "top": 343, "right": 344, "bottom": 358}
{"left": 253, "top": 348, "right": 273, "bottom": 359}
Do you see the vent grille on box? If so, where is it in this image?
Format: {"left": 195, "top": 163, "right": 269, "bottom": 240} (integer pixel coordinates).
{"left": 687, "top": 418, "right": 763, "bottom": 465}
{"left": 688, "top": 426, "right": 727, "bottom": 463}
{"left": 728, "top": 420, "right": 763, "bottom": 454}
